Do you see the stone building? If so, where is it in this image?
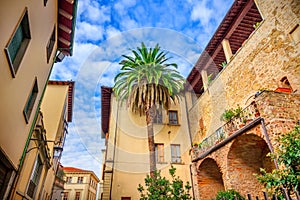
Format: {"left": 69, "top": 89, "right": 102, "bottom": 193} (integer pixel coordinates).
{"left": 185, "top": 0, "right": 300, "bottom": 199}
{"left": 63, "top": 167, "right": 100, "bottom": 200}
{"left": 0, "top": 0, "right": 77, "bottom": 199}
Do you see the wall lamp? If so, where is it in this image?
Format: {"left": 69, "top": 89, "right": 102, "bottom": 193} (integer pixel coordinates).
{"left": 26, "top": 138, "right": 63, "bottom": 154}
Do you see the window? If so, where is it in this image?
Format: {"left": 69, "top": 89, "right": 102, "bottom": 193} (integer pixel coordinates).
{"left": 289, "top": 24, "right": 300, "bottom": 44}
{"left": 171, "top": 144, "right": 181, "bottom": 163}
{"left": 75, "top": 192, "right": 80, "bottom": 200}
{"left": 153, "top": 106, "right": 162, "bottom": 124}
{"left": 77, "top": 177, "right": 83, "bottom": 183}
{"left": 63, "top": 192, "right": 68, "bottom": 200}
{"left": 23, "top": 78, "right": 38, "bottom": 123}
{"left": 5, "top": 8, "right": 31, "bottom": 78}
{"left": 155, "top": 143, "right": 164, "bottom": 163}
{"left": 66, "top": 177, "right": 72, "bottom": 183}
{"left": 44, "top": 0, "right": 48, "bottom": 6}
{"left": 0, "top": 150, "right": 16, "bottom": 200}
{"left": 121, "top": 197, "right": 131, "bottom": 200}
{"left": 46, "top": 26, "right": 56, "bottom": 63}
{"left": 26, "top": 156, "right": 43, "bottom": 198}
{"left": 168, "top": 111, "right": 178, "bottom": 125}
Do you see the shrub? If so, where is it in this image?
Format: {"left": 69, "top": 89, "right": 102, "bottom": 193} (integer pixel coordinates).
{"left": 215, "top": 189, "right": 245, "bottom": 200}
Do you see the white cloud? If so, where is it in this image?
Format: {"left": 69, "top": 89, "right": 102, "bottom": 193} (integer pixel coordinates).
{"left": 76, "top": 22, "right": 104, "bottom": 42}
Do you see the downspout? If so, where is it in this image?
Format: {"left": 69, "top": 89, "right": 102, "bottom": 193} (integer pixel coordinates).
{"left": 184, "top": 93, "right": 196, "bottom": 199}
{"left": 110, "top": 101, "right": 119, "bottom": 200}
{"left": 9, "top": 50, "right": 57, "bottom": 199}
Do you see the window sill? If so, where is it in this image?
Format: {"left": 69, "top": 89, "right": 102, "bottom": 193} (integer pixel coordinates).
{"left": 167, "top": 123, "right": 180, "bottom": 126}
{"left": 157, "top": 162, "right": 168, "bottom": 164}
{"left": 171, "top": 162, "right": 184, "bottom": 165}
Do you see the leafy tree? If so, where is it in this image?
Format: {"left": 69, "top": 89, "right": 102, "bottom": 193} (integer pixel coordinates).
{"left": 113, "top": 43, "right": 185, "bottom": 177}
{"left": 215, "top": 189, "right": 245, "bottom": 200}
{"left": 255, "top": 123, "right": 300, "bottom": 197}
{"left": 137, "top": 165, "right": 192, "bottom": 199}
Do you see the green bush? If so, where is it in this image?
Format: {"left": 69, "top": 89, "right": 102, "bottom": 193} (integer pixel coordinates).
{"left": 215, "top": 189, "right": 245, "bottom": 200}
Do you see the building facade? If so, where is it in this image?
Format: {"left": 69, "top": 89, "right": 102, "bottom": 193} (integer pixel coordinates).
{"left": 101, "top": 87, "right": 193, "bottom": 199}
{"left": 12, "top": 80, "right": 75, "bottom": 199}
{"left": 63, "top": 167, "right": 100, "bottom": 200}
{"left": 185, "top": 0, "right": 300, "bottom": 199}
{"left": 0, "top": 0, "right": 77, "bottom": 199}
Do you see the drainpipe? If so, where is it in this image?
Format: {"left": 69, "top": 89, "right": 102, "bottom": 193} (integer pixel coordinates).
{"left": 9, "top": 51, "right": 57, "bottom": 199}
{"left": 110, "top": 100, "right": 119, "bottom": 200}
{"left": 184, "top": 93, "right": 196, "bottom": 199}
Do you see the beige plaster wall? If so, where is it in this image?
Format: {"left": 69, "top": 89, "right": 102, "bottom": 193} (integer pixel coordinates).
{"left": 0, "top": 0, "right": 58, "bottom": 168}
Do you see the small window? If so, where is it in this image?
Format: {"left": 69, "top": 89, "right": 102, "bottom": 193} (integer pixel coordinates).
{"left": 155, "top": 143, "right": 164, "bottom": 163}
{"left": 153, "top": 105, "right": 162, "bottom": 124}
{"left": 44, "top": 0, "right": 48, "bottom": 6}
{"left": 75, "top": 192, "right": 80, "bottom": 200}
{"left": 46, "top": 26, "right": 56, "bottom": 63}
{"left": 63, "top": 192, "right": 68, "bottom": 200}
{"left": 66, "top": 177, "right": 72, "bottom": 183}
{"left": 77, "top": 177, "right": 83, "bottom": 183}
{"left": 26, "top": 156, "right": 43, "bottom": 198}
{"left": 171, "top": 144, "right": 181, "bottom": 163}
{"left": 168, "top": 111, "right": 178, "bottom": 125}
{"left": 23, "top": 78, "right": 38, "bottom": 123}
{"left": 5, "top": 8, "right": 31, "bottom": 78}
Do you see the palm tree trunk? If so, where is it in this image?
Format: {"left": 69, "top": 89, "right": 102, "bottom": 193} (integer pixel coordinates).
{"left": 145, "top": 105, "right": 156, "bottom": 178}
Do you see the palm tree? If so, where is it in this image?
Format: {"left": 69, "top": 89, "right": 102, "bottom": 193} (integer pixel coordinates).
{"left": 113, "top": 43, "right": 185, "bottom": 177}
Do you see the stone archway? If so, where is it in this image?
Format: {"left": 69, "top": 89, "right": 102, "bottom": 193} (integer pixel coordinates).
{"left": 227, "top": 134, "right": 275, "bottom": 196}
{"left": 197, "top": 158, "right": 225, "bottom": 200}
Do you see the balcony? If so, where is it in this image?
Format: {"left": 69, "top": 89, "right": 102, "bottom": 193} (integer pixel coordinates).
{"left": 191, "top": 101, "right": 260, "bottom": 160}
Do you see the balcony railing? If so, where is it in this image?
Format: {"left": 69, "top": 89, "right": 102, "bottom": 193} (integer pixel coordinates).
{"left": 191, "top": 101, "right": 260, "bottom": 159}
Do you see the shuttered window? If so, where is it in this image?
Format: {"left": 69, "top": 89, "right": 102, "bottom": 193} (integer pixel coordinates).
{"left": 5, "top": 8, "right": 31, "bottom": 77}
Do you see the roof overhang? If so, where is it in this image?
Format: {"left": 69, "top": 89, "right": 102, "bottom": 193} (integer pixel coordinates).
{"left": 48, "top": 80, "right": 75, "bottom": 122}
{"left": 57, "top": 0, "right": 78, "bottom": 56}
{"left": 101, "top": 86, "right": 112, "bottom": 139}
{"left": 186, "top": 0, "right": 262, "bottom": 94}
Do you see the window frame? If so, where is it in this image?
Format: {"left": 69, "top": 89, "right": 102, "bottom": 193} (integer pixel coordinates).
{"left": 23, "top": 78, "right": 38, "bottom": 124}
{"left": 46, "top": 26, "right": 56, "bottom": 63}
{"left": 168, "top": 110, "right": 178, "bottom": 125}
{"left": 26, "top": 155, "right": 43, "bottom": 198}
{"left": 153, "top": 105, "right": 163, "bottom": 124}
{"left": 155, "top": 143, "right": 164, "bottom": 163}
{"left": 4, "top": 8, "right": 31, "bottom": 78}
{"left": 171, "top": 144, "right": 181, "bottom": 164}
{"left": 77, "top": 176, "right": 83, "bottom": 184}
{"left": 63, "top": 192, "right": 69, "bottom": 200}
{"left": 75, "top": 191, "right": 80, "bottom": 200}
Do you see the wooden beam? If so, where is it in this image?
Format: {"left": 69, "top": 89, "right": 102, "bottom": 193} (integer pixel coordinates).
{"left": 59, "top": 9, "right": 73, "bottom": 20}
{"left": 65, "top": 0, "right": 74, "bottom": 4}
{"left": 222, "top": 39, "right": 233, "bottom": 63}
{"left": 224, "top": 0, "right": 254, "bottom": 40}
{"left": 59, "top": 24, "right": 72, "bottom": 34}
{"left": 59, "top": 37, "right": 71, "bottom": 46}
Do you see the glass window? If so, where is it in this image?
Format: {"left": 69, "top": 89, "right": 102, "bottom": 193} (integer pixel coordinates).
{"left": 153, "top": 105, "right": 162, "bottom": 124}
{"left": 5, "top": 8, "right": 31, "bottom": 77}
{"left": 75, "top": 192, "right": 80, "bottom": 200}
{"left": 171, "top": 144, "right": 181, "bottom": 163}
{"left": 46, "top": 26, "right": 56, "bottom": 63}
{"left": 77, "top": 177, "right": 83, "bottom": 183}
{"left": 155, "top": 143, "right": 164, "bottom": 163}
{"left": 168, "top": 111, "right": 178, "bottom": 125}
{"left": 26, "top": 156, "right": 42, "bottom": 198}
{"left": 66, "top": 177, "right": 72, "bottom": 183}
{"left": 63, "top": 192, "right": 68, "bottom": 200}
{"left": 23, "top": 78, "right": 38, "bottom": 123}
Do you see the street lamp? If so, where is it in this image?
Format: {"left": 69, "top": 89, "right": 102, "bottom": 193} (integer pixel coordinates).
{"left": 53, "top": 146, "right": 63, "bottom": 159}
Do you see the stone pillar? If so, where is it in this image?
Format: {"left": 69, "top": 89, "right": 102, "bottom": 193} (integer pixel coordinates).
{"left": 221, "top": 39, "right": 233, "bottom": 63}
{"left": 201, "top": 70, "right": 208, "bottom": 91}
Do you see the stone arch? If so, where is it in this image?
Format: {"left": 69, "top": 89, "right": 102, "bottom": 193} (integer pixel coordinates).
{"left": 197, "top": 158, "right": 225, "bottom": 200}
{"left": 227, "top": 133, "right": 275, "bottom": 196}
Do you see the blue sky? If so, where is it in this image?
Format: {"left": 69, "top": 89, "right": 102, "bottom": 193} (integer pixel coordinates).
{"left": 50, "top": 0, "right": 233, "bottom": 178}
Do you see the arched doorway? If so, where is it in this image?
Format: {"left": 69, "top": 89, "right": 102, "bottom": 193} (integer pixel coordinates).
{"left": 227, "top": 134, "right": 275, "bottom": 196}
{"left": 197, "top": 158, "right": 225, "bottom": 200}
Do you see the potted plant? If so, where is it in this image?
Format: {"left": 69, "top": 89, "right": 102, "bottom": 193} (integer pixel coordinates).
{"left": 221, "top": 109, "right": 236, "bottom": 122}
{"left": 219, "top": 61, "right": 227, "bottom": 68}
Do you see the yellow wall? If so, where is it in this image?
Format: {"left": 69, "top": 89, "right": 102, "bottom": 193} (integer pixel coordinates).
{"left": 14, "top": 83, "right": 70, "bottom": 199}
{"left": 0, "top": 0, "right": 58, "bottom": 168}
{"left": 64, "top": 172, "right": 99, "bottom": 200}
{"left": 106, "top": 95, "right": 193, "bottom": 199}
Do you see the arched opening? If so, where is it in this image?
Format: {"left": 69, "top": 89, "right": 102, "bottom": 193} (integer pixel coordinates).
{"left": 227, "top": 134, "right": 275, "bottom": 196}
{"left": 197, "top": 158, "right": 224, "bottom": 200}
